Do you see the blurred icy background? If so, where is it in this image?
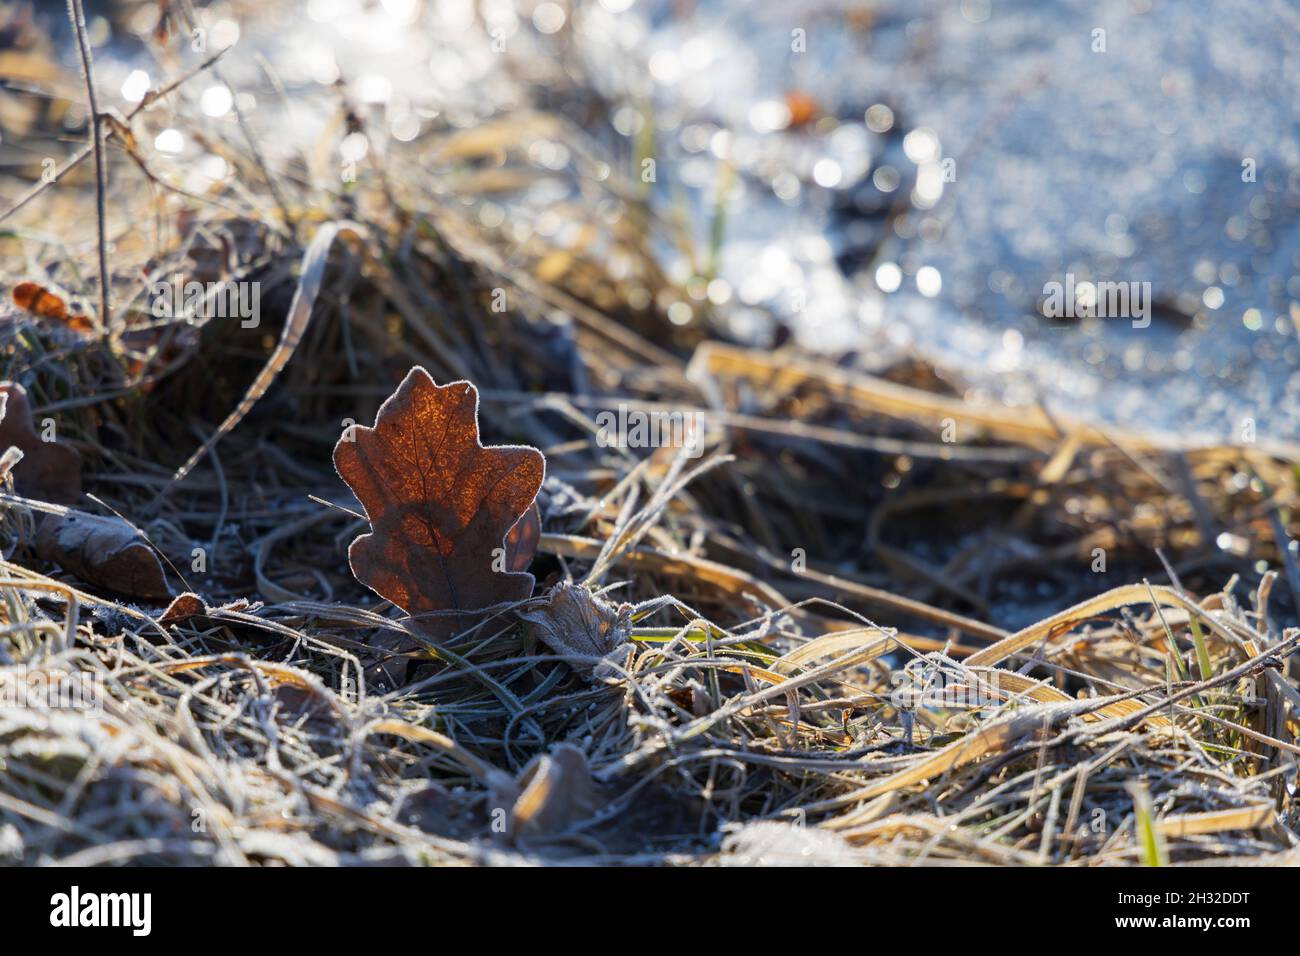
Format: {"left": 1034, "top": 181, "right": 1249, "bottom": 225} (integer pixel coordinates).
{"left": 600, "top": 0, "right": 1300, "bottom": 443}
{"left": 31, "top": 0, "right": 1300, "bottom": 442}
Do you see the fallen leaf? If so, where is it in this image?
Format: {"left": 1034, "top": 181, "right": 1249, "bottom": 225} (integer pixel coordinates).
{"left": 509, "top": 744, "right": 605, "bottom": 843}
{"left": 33, "top": 508, "right": 170, "bottom": 600}
{"left": 157, "top": 591, "right": 206, "bottom": 626}
{"left": 11, "top": 281, "right": 94, "bottom": 334}
{"left": 0, "top": 382, "right": 82, "bottom": 504}
{"left": 156, "top": 592, "right": 254, "bottom": 627}
{"left": 1, "top": 381, "right": 168, "bottom": 599}
{"left": 516, "top": 581, "right": 633, "bottom": 676}
{"left": 334, "top": 367, "right": 545, "bottom": 638}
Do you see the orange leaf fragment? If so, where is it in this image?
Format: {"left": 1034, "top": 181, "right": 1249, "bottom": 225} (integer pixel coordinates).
{"left": 333, "top": 367, "right": 545, "bottom": 638}
{"left": 12, "top": 281, "right": 94, "bottom": 334}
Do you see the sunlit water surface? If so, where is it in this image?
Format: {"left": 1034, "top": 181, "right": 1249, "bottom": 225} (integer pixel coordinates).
{"left": 92, "top": 0, "right": 1300, "bottom": 445}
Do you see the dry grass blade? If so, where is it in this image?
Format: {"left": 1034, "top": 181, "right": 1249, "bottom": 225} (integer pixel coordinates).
{"left": 172, "top": 221, "right": 367, "bottom": 482}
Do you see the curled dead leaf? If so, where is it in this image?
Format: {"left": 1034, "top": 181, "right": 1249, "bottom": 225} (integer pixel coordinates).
{"left": 156, "top": 592, "right": 254, "bottom": 627}
{"left": 33, "top": 509, "right": 170, "bottom": 600}
{"left": 1, "top": 381, "right": 168, "bottom": 599}
{"left": 487, "top": 744, "right": 606, "bottom": 846}
{"left": 333, "top": 366, "right": 544, "bottom": 640}
{"left": 158, "top": 592, "right": 207, "bottom": 627}
{"left": 517, "top": 581, "right": 633, "bottom": 677}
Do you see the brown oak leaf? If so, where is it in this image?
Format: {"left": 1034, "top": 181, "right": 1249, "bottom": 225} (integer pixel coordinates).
{"left": 334, "top": 367, "right": 545, "bottom": 638}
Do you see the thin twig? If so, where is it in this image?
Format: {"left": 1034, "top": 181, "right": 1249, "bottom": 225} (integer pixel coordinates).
{"left": 0, "top": 45, "right": 230, "bottom": 224}
{"left": 65, "top": 0, "right": 111, "bottom": 333}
